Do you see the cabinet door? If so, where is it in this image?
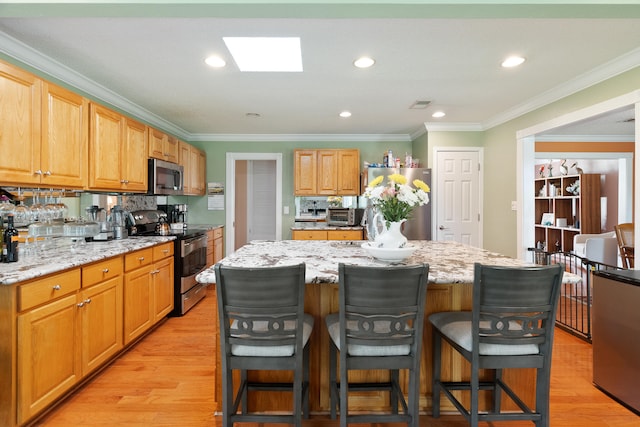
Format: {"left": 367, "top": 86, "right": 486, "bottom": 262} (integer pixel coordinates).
{"left": 148, "top": 127, "right": 166, "bottom": 160}
{"left": 214, "top": 235, "right": 224, "bottom": 264}
{"left": 0, "top": 60, "right": 41, "bottom": 186}
{"left": 81, "top": 276, "right": 123, "bottom": 376}
{"left": 89, "top": 103, "right": 123, "bottom": 190}
{"left": 123, "top": 264, "right": 153, "bottom": 344}
{"left": 337, "top": 149, "right": 360, "bottom": 195}
{"left": 192, "top": 146, "right": 206, "bottom": 195}
{"left": 152, "top": 257, "right": 174, "bottom": 322}
{"left": 317, "top": 150, "right": 338, "bottom": 195}
{"left": 165, "top": 135, "right": 179, "bottom": 163}
{"left": 327, "top": 229, "right": 363, "bottom": 240}
{"left": 122, "top": 117, "right": 148, "bottom": 192}
{"left": 41, "top": 81, "right": 88, "bottom": 189}
{"left": 17, "top": 294, "right": 80, "bottom": 424}
{"left": 294, "top": 150, "right": 317, "bottom": 195}
{"left": 179, "top": 141, "right": 192, "bottom": 193}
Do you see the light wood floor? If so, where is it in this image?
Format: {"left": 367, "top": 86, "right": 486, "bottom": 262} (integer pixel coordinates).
{"left": 34, "top": 287, "right": 638, "bottom": 427}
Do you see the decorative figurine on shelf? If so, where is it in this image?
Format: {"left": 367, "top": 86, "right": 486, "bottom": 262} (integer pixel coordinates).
{"left": 570, "top": 162, "right": 584, "bottom": 174}
{"left": 538, "top": 165, "right": 545, "bottom": 177}
{"left": 547, "top": 162, "right": 553, "bottom": 177}
{"left": 566, "top": 180, "right": 580, "bottom": 196}
{"left": 560, "top": 159, "right": 568, "bottom": 175}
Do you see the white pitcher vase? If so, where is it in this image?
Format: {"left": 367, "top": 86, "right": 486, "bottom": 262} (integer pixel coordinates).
{"left": 370, "top": 213, "right": 408, "bottom": 248}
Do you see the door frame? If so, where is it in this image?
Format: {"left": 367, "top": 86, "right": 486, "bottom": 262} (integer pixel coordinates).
{"left": 432, "top": 146, "right": 484, "bottom": 247}
{"left": 225, "top": 152, "right": 283, "bottom": 255}
{"left": 516, "top": 89, "right": 640, "bottom": 260}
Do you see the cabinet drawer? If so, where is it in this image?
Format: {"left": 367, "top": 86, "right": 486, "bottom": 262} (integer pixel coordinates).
{"left": 18, "top": 269, "right": 81, "bottom": 312}
{"left": 82, "top": 257, "right": 123, "bottom": 288}
{"left": 292, "top": 230, "right": 327, "bottom": 240}
{"left": 327, "top": 230, "right": 363, "bottom": 240}
{"left": 153, "top": 242, "right": 174, "bottom": 261}
{"left": 212, "top": 227, "right": 223, "bottom": 239}
{"left": 124, "top": 248, "right": 154, "bottom": 271}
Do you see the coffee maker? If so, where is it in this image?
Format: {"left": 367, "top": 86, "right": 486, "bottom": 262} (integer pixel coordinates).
{"left": 109, "top": 205, "right": 135, "bottom": 239}
{"left": 85, "top": 205, "right": 113, "bottom": 241}
{"left": 159, "top": 204, "right": 188, "bottom": 225}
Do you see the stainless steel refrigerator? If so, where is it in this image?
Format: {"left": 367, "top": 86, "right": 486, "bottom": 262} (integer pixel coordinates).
{"left": 364, "top": 168, "right": 432, "bottom": 240}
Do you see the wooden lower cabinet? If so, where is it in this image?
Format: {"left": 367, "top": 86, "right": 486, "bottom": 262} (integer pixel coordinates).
{"left": 206, "top": 227, "right": 224, "bottom": 267}
{"left": 17, "top": 293, "right": 81, "bottom": 424}
{"left": 4, "top": 242, "right": 175, "bottom": 427}
{"left": 292, "top": 228, "right": 363, "bottom": 240}
{"left": 124, "top": 243, "right": 174, "bottom": 343}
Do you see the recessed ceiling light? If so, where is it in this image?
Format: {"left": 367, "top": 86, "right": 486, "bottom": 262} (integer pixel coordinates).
{"left": 205, "top": 55, "right": 226, "bottom": 68}
{"left": 432, "top": 111, "right": 446, "bottom": 118}
{"left": 339, "top": 111, "right": 352, "bottom": 118}
{"left": 223, "top": 37, "right": 303, "bottom": 72}
{"left": 501, "top": 56, "right": 526, "bottom": 68}
{"left": 354, "top": 57, "right": 375, "bottom": 68}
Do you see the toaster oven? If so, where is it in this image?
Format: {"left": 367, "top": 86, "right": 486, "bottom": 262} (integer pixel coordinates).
{"left": 327, "top": 208, "right": 364, "bottom": 226}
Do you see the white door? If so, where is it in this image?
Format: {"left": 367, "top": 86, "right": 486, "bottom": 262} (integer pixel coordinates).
{"left": 247, "top": 160, "right": 277, "bottom": 241}
{"left": 434, "top": 148, "right": 482, "bottom": 247}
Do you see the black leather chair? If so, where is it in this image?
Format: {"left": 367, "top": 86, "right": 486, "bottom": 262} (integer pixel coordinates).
{"left": 325, "top": 262, "right": 430, "bottom": 427}
{"left": 430, "top": 262, "right": 563, "bottom": 427}
{"left": 214, "top": 263, "right": 313, "bottom": 427}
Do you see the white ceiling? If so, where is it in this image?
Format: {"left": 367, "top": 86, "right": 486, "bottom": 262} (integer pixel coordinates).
{"left": 0, "top": 1, "right": 638, "bottom": 141}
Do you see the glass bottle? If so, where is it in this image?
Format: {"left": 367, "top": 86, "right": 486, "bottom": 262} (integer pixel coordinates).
{"left": 4, "top": 214, "right": 18, "bottom": 263}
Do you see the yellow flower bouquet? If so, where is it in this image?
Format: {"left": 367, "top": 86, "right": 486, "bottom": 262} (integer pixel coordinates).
{"left": 364, "top": 173, "right": 430, "bottom": 223}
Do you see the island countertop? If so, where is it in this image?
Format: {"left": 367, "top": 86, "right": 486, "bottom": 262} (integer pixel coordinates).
{"left": 197, "top": 240, "right": 576, "bottom": 285}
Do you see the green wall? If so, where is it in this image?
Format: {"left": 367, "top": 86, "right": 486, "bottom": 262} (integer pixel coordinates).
{"left": 170, "top": 139, "right": 413, "bottom": 238}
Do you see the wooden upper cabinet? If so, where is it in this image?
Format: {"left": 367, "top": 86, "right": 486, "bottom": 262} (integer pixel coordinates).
{"left": 337, "top": 149, "right": 360, "bottom": 195}
{"left": 121, "top": 118, "right": 148, "bottom": 192}
{"left": 89, "top": 103, "right": 124, "bottom": 190}
{"left": 88, "top": 103, "right": 148, "bottom": 192}
{"left": 179, "top": 140, "right": 206, "bottom": 196}
{"left": 294, "top": 150, "right": 317, "bottom": 195}
{"left": 149, "top": 128, "right": 178, "bottom": 163}
{"left": 317, "top": 150, "right": 338, "bottom": 195}
{"left": 0, "top": 60, "right": 41, "bottom": 186}
{"left": 41, "top": 82, "right": 88, "bottom": 189}
{"left": 294, "top": 149, "right": 360, "bottom": 196}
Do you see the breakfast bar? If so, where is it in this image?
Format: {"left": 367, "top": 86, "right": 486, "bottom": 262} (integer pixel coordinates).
{"left": 197, "top": 240, "right": 577, "bottom": 415}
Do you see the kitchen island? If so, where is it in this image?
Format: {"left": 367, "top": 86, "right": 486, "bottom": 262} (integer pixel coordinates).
{"left": 197, "top": 240, "right": 577, "bottom": 415}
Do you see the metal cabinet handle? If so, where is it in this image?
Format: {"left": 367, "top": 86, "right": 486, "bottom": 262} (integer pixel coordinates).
{"left": 44, "top": 170, "right": 51, "bottom": 176}
{"left": 138, "top": 257, "right": 145, "bottom": 261}
{"left": 439, "top": 225, "right": 447, "bottom": 230}
{"left": 52, "top": 284, "right": 61, "bottom": 291}
{"left": 102, "top": 268, "right": 109, "bottom": 273}
{"left": 34, "top": 169, "right": 43, "bottom": 175}
{"left": 77, "top": 298, "right": 91, "bottom": 308}
{"left": 162, "top": 249, "right": 169, "bottom": 254}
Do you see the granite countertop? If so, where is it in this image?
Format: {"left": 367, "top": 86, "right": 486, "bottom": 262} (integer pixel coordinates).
{"left": 0, "top": 236, "right": 175, "bottom": 285}
{"left": 196, "top": 240, "right": 580, "bottom": 285}
{"left": 291, "top": 222, "right": 364, "bottom": 231}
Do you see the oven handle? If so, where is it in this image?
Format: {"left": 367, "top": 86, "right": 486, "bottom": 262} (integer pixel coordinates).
{"left": 181, "top": 234, "right": 208, "bottom": 257}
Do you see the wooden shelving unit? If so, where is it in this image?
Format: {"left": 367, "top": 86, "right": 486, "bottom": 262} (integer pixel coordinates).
{"left": 534, "top": 173, "right": 601, "bottom": 253}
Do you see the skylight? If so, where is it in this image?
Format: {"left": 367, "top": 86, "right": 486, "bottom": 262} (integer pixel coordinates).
{"left": 223, "top": 37, "right": 303, "bottom": 72}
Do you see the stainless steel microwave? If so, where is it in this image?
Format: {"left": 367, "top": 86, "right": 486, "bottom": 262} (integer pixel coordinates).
{"left": 327, "top": 208, "right": 365, "bottom": 226}
{"left": 148, "top": 158, "right": 184, "bottom": 195}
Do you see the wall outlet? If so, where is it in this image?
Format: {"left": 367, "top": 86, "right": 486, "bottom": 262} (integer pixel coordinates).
{"left": 283, "top": 206, "right": 290, "bottom": 215}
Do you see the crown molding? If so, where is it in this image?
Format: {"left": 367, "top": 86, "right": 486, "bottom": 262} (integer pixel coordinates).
{"left": 0, "top": 31, "right": 191, "bottom": 140}
{"left": 483, "top": 47, "right": 640, "bottom": 130}
{"left": 189, "top": 133, "right": 412, "bottom": 143}
{"left": 424, "top": 122, "right": 484, "bottom": 132}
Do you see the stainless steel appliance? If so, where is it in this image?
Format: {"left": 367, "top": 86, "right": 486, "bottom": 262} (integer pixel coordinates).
{"left": 131, "top": 210, "right": 208, "bottom": 316}
{"left": 364, "top": 167, "right": 432, "bottom": 240}
{"left": 327, "top": 207, "right": 364, "bottom": 226}
{"left": 148, "top": 158, "right": 184, "bottom": 195}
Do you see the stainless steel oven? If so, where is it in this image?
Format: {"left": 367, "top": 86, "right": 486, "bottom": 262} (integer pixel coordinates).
{"left": 175, "top": 232, "right": 208, "bottom": 315}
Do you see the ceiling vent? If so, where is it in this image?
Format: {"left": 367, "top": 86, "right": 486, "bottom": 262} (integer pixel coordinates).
{"left": 409, "top": 100, "right": 431, "bottom": 109}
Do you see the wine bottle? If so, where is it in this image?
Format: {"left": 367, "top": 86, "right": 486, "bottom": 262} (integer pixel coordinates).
{"left": 4, "top": 214, "right": 18, "bottom": 263}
